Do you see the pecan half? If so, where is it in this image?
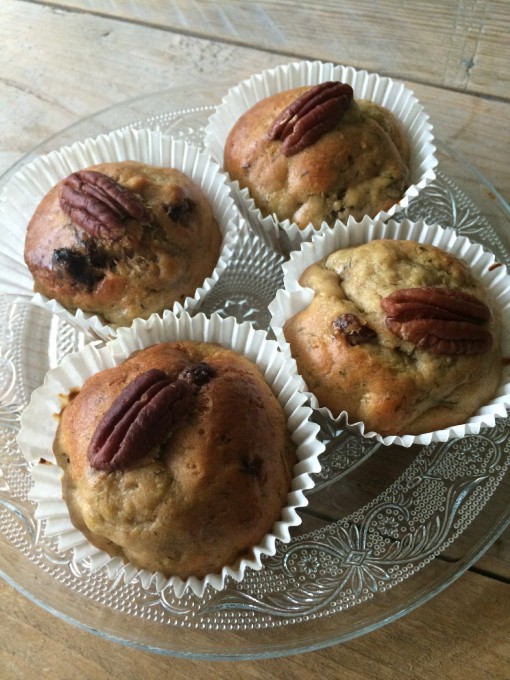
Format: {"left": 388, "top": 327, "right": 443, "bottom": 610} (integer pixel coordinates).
{"left": 268, "top": 82, "right": 353, "bottom": 156}
{"left": 87, "top": 369, "right": 192, "bottom": 472}
{"left": 333, "top": 313, "right": 376, "bottom": 345}
{"left": 381, "top": 286, "right": 493, "bottom": 355}
{"left": 59, "top": 170, "right": 151, "bottom": 241}
{"left": 88, "top": 362, "right": 215, "bottom": 472}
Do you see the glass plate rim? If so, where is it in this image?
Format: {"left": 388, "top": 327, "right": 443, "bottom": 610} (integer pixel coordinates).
{"left": 1, "top": 84, "right": 510, "bottom": 660}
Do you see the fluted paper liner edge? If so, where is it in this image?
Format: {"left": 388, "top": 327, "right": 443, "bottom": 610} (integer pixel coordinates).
{"left": 18, "top": 311, "right": 324, "bottom": 598}
{"left": 204, "top": 60, "right": 437, "bottom": 253}
{"left": 268, "top": 217, "right": 510, "bottom": 447}
{"left": 0, "top": 128, "right": 240, "bottom": 340}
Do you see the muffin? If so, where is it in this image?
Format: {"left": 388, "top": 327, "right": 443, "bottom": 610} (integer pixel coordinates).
{"left": 283, "top": 239, "right": 502, "bottom": 436}
{"left": 224, "top": 82, "right": 411, "bottom": 229}
{"left": 53, "top": 340, "right": 297, "bottom": 579}
{"left": 24, "top": 160, "right": 223, "bottom": 326}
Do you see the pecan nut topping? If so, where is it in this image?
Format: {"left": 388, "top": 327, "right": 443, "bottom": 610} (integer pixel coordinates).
{"left": 88, "top": 364, "right": 214, "bottom": 472}
{"left": 59, "top": 170, "right": 151, "bottom": 241}
{"left": 268, "top": 81, "right": 354, "bottom": 156}
{"left": 381, "top": 286, "right": 493, "bottom": 355}
{"left": 333, "top": 313, "right": 376, "bottom": 345}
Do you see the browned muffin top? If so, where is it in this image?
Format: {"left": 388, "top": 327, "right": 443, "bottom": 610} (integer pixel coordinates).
{"left": 283, "top": 240, "right": 501, "bottom": 435}
{"left": 54, "top": 341, "right": 297, "bottom": 578}
{"left": 224, "top": 84, "right": 410, "bottom": 229}
{"left": 24, "top": 161, "right": 222, "bottom": 326}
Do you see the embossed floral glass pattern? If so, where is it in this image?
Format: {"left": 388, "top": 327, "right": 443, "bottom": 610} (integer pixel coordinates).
{"left": 0, "top": 97, "right": 509, "bottom": 658}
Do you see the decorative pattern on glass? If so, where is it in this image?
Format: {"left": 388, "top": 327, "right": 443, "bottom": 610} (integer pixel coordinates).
{"left": 0, "top": 105, "right": 508, "bottom": 632}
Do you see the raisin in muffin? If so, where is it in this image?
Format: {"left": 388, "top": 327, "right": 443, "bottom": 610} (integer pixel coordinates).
{"left": 24, "top": 161, "right": 222, "bottom": 326}
{"left": 283, "top": 239, "right": 502, "bottom": 436}
{"left": 224, "top": 82, "right": 411, "bottom": 229}
{"left": 54, "top": 341, "right": 297, "bottom": 578}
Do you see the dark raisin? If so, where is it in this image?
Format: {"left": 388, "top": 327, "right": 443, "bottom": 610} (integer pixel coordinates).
{"left": 178, "top": 362, "right": 215, "bottom": 388}
{"left": 164, "top": 197, "right": 195, "bottom": 224}
{"left": 85, "top": 240, "right": 111, "bottom": 269}
{"left": 332, "top": 313, "right": 376, "bottom": 345}
{"left": 53, "top": 248, "right": 87, "bottom": 277}
{"left": 52, "top": 247, "right": 104, "bottom": 290}
{"left": 240, "top": 455, "right": 264, "bottom": 480}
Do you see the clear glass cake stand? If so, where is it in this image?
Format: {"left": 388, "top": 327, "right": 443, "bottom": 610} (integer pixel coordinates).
{"left": 0, "top": 84, "right": 509, "bottom": 660}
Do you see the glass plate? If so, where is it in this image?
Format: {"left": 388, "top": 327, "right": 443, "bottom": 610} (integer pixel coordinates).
{"left": 1, "top": 85, "right": 509, "bottom": 660}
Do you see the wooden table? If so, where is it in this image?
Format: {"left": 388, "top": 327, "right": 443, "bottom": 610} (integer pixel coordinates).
{"left": 1, "top": 1, "right": 509, "bottom": 677}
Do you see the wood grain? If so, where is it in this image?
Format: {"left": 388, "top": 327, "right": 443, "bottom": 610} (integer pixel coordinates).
{"left": 31, "top": 0, "right": 510, "bottom": 100}
{"left": 0, "top": 0, "right": 509, "bottom": 675}
{"left": 0, "top": 570, "right": 508, "bottom": 679}
{"left": 0, "top": 2, "right": 508, "bottom": 201}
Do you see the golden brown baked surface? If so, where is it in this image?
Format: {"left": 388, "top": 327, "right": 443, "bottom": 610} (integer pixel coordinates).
{"left": 224, "top": 86, "right": 411, "bottom": 229}
{"left": 54, "top": 341, "right": 296, "bottom": 578}
{"left": 283, "top": 240, "right": 502, "bottom": 436}
{"left": 24, "top": 161, "right": 222, "bottom": 326}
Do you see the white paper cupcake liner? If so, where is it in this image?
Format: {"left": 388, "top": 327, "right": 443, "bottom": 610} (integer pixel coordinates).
{"left": 0, "top": 129, "right": 241, "bottom": 341}
{"left": 204, "top": 60, "right": 437, "bottom": 254}
{"left": 18, "top": 311, "right": 324, "bottom": 598}
{"left": 268, "top": 217, "right": 510, "bottom": 447}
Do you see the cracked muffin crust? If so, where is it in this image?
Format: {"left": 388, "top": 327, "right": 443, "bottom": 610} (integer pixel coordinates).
{"left": 283, "top": 240, "right": 502, "bottom": 436}
{"left": 224, "top": 84, "right": 411, "bottom": 229}
{"left": 54, "top": 341, "right": 297, "bottom": 578}
{"left": 24, "top": 161, "right": 222, "bottom": 326}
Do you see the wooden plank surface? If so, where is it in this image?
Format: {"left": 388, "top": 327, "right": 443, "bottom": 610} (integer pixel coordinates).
{"left": 31, "top": 0, "right": 510, "bottom": 100}
{"left": 0, "top": 570, "right": 508, "bottom": 679}
{"left": 0, "top": 0, "right": 509, "bottom": 676}
{"left": 1, "top": 1, "right": 508, "bottom": 200}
